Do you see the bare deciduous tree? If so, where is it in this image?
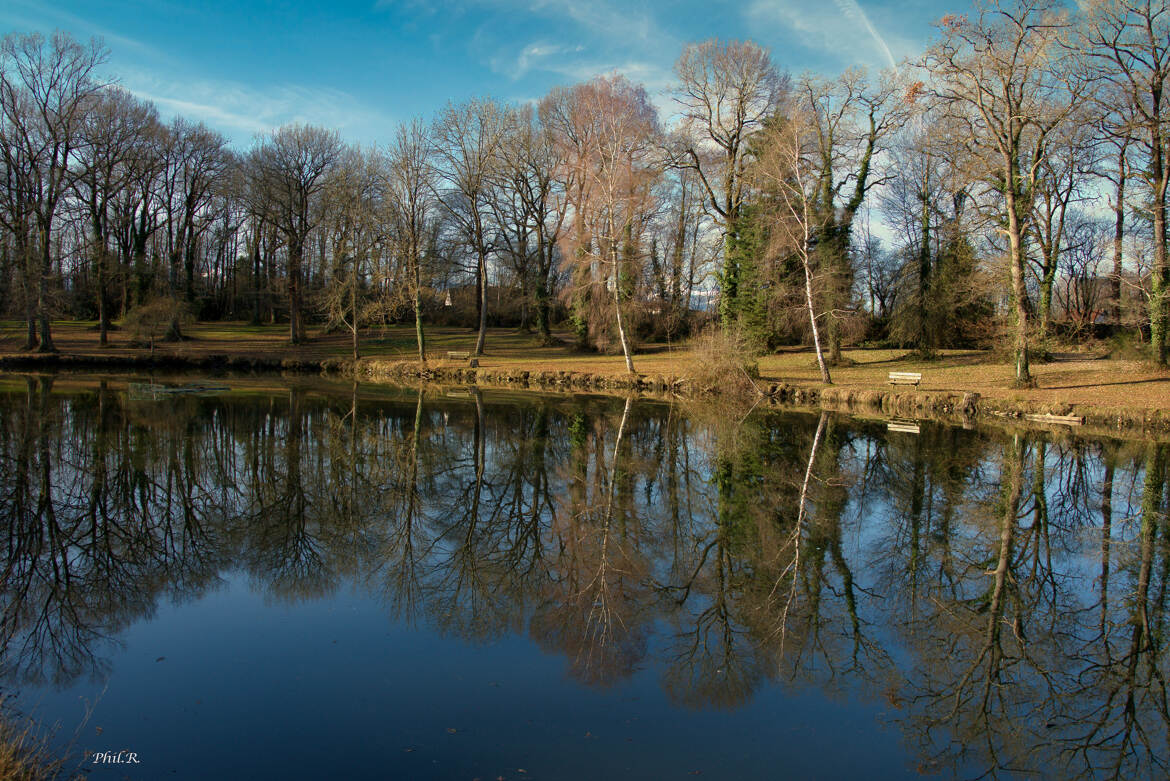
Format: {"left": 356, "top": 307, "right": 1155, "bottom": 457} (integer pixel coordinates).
{"left": 754, "top": 106, "right": 832, "bottom": 384}
{"left": 432, "top": 97, "right": 508, "bottom": 356}
{"left": 1026, "top": 112, "right": 1099, "bottom": 336}
{"left": 673, "top": 38, "right": 784, "bottom": 328}
{"left": 159, "top": 118, "right": 228, "bottom": 316}
{"left": 1082, "top": 0, "right": 1170, "bottom": 363}
{"left": 549, "top": 76, "right": 662, "bottom": 374}
{"left": 248, "top": 123, "right": 343, "bottom": 344}
{"left": 510, "top": 104, "right": 571, "bottom": 344}
{"left": 387, "top": 118, "right": 436, "bottom": 362}
{"left": 924, "top": 0, "right": 1081, "bottom": 385}
{"left": 74, "top": 87, "right": 159, "bottom": 345}
{"left": 324, "top": 144, "right": 385, "bottom": 359}
{"left": 797, "top": 68, "right": 904, "bottom": 364}
{"left": 0, "top": 31, "right": 107, "bottom": 351}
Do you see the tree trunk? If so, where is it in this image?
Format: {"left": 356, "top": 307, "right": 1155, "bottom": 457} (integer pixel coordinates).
{"left": 251, "top": 235, "right": 263, "bottom": 325}
{"left": 184, "top": 232, "right": 197, "bottom": 304}
{"left": 474, "top": 250, "right": 487, "bottom": 356}
{"left": 97, "top": 247, "right": 108, "bottom": 347}
{"left": 36, "top": 232, "right": 55, "bottom": 353}
{"left": 803, "top": 249, "right": 831, "bottom": 385}
{"left": 351, "top": 261, "right": 360, "bottom": 360}
{"left": 613, "top": 250, "right": 636, "bottom": 374}
{"left": 1039, "top": 247, "right": 1057, "bottom": 339}
{"left": 917, "top": 186, "right": 933, "bottom": 357}
{"left": 1151, "top": 143, "right": 1168, "bottom": 365}
{"left": 672, "top": 184, "right": 688, "bottom": 316}
{"left": 131, "top": 212, "right": 149, "bottom": 308}
{"left": 535, "top": 274, "right": 552, "bottom": 343}
{"left": 21, "top": 241, "right": 37, "bottom": 350}
{"left": 518, "top": 272, "right": 530, "bottom": 332}
{"left": 824, "top": 229, "right": 853, "bottom": 366}
{"left": 1112, "top": 152, "right": 1126, "bottom": 325}
{"left": 718, "top": 226, "right": 739, "bottom": 330}
{"left": 1007, "top": 192, "right": 1031, "bottom": 386}
{"left": 414, "top": 248, "right": 426, "bottom": 363}
{"left": 289, "top": 239, "right": 303, "bottom": 345}
{"left": 827, "top": 313, "right": 843, "bottom": 365}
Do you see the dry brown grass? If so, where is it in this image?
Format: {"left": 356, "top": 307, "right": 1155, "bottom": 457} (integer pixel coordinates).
{"left": 754, "top": 348, "right": 1169, "bottom": 411}
{"left": 0, "top": 701, "right": 66, "bottom": 781}
{"left": 678, "top": 327, "right": 761, "bottom": 397}
{"left": 1, "top": 320, "right": 1167, "bottom": 413}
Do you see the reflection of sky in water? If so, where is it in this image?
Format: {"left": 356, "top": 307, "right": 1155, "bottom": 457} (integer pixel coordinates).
{"left": 29, "top": 575, "right": 918, "bottom": 780}
{"left": 1, "top": 379, "right": 1164, "bottom": 780}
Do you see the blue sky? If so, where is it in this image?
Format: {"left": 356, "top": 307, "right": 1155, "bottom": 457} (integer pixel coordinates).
{"left": 2, "top": 0, "right": 963, "bottom": 148}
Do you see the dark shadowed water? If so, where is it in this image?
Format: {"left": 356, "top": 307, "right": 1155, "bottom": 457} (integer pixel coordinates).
{"left": 0, "top": 375, "right": 1166, "bottom": 780}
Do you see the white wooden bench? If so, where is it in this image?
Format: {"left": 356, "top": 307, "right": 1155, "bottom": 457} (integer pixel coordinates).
{"left": 888, "top": 371, "right": 922, "bottom": 387}
{"left": 446, "top": 351, "right": 471, "bottom": 361}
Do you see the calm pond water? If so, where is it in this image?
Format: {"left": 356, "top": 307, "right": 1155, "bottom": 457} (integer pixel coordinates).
{"left": 0, "top": 375, "right": 1166, "bottom": 780}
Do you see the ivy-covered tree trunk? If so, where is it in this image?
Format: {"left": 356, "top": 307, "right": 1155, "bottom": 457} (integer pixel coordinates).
{"left": 718, "top": 225, "right": 740, "bottom": 330}
{"left": 916, "top": 184, "right": 934, "bottom": 358}
{"left": 534, "top": 280, "right": 552, "bottom": 343}
{"left": 1006, "top": 186, "right": 1031, "bottom": 386}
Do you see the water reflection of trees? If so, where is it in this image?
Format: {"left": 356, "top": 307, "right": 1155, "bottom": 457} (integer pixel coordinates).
{"left": 0, "top": 379, "right": 1166, "bottom": 777}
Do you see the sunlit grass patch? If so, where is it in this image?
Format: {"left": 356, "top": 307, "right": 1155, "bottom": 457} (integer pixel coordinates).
{"left": 0, "top": 320, "right": 1166, "bottom": 413}
{"left": 0, "top": 699, "right": 69, "bottom": 781}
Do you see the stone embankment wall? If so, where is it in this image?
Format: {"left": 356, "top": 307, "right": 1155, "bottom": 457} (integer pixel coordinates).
{"left": 3, "top": 352, "right": 1167, "bottom": 435}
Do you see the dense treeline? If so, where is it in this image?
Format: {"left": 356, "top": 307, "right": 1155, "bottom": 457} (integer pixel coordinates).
{"left": 1, "top": 0, "right": 1168, "bottom": 382}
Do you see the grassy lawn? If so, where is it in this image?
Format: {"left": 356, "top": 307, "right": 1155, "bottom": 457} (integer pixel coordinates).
{"left": 1, "top": 319, "right": 1167, "bottom": 412}
{"left": 756, "top": 348, "right": 1170, "bottom": 411}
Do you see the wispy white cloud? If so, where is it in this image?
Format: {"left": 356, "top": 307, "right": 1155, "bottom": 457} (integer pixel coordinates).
{"left": 378, "top": 0, "right": 668, "bottom": 50}
{"left": 397, "top": 0, "right": 668, "bottom": 47}
{"left": 485, "top": 0, "right": 692, "bottom": 112}
{"left": 0, "top": 0, "right": 169, "bottom": 62}
{"left": 491, "top": 41, "right": 586, "bottom": 80}
{"left": 525, "top": 0, "right": 664, "bottom": 49}
{"left": 420, "top": 0, "right": 680, "bottom": 89}
{"left": 501, "top": 57, "right": 680, "bottom": 125}
{"left": 830, "top": 0, "right": 895, "bottom": 69}
{"left": 119, "top": 68, "right": 397, "bottom": 146}
{"left": 746, "top": 0, "right": 911, "bottom": 71}
{"left": 489, "top": 39, "right": 674, "bottom": 91}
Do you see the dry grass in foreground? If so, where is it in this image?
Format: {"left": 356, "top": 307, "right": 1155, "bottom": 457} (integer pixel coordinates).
{"left": 0, "top": 702, "right": 67, "bottom": 781}
{"left": 1, "top": 320, "right": 1167, "bottom": 413}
